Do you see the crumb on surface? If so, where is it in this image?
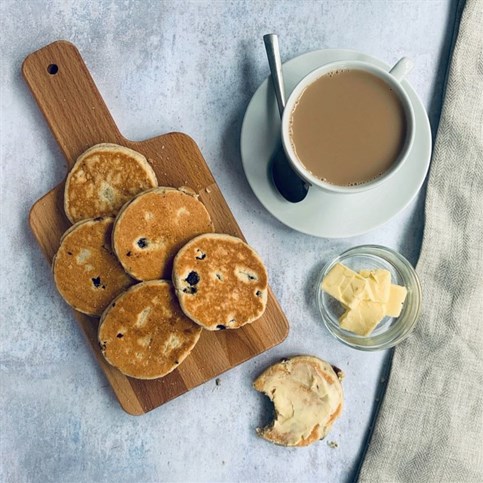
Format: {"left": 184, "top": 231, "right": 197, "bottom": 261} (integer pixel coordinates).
{"left": 215, "top": 378, "right": 221, "bottom": 386}
{"left": 327, "top": 441, "right": 338, "bottom": 449}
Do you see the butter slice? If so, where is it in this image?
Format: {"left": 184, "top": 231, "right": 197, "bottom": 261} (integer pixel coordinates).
{"left": 321, "top": 263, "right": 367, "bottom": 308}
{"left": 359, "top": 269, "right": 391, "bottom": 303}
{"left": 385, "top": 284, "right": 408, "bottom": 317}
{"left": 339, "top": 300, "right": 386, "bottom": 336}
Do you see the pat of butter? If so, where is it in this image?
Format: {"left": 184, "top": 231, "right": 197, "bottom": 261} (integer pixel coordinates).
{"left": 359, "top": 269, "right": 391, "bottom": 303}
{"left": 339, "top": 300, "right": 386, "bottom": 336}
{"left": 321, "top": 263, "right": 367, "bottom": 308}
{"left": 385, "top": 284, "right": 408, "bottom": 317}
{"left": 321, "top": 262, "right": 408, "bottom": 337}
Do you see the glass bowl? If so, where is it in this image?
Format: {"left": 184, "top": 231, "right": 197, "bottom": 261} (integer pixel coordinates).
{"left": 317, "top": 245, "right": 422, "bottom": 351}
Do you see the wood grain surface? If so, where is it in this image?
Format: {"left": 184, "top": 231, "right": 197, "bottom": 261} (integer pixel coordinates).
{"left": 23, "top": 40, "right": 289, "bottom": 415}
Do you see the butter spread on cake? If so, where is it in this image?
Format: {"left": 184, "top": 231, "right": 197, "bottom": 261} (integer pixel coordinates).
{"left": 112, "top": 187, "right": 214, "bottom": 281}
{"left": 53, "top": 217, "right": 134, "bottom": 316}
{"left": 172, "top": 233, "right": 268, "bottom": 330}
{"left": 98, "top": 280, "right": 202, "bottom": 379}
{"left": 64, "top": 143, "right": 158, "bottom": 223}
{"left": 253, "top": 356, "right": 344, "bottom": 447}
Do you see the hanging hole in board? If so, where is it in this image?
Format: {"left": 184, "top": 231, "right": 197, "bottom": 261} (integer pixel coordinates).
{"left": 47, "top": 64, "right": 58, "bottom": 75}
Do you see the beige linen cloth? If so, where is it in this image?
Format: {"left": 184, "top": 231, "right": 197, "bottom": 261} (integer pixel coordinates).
{"left": 358, "top": 0, "right": 483, "bottom": 481}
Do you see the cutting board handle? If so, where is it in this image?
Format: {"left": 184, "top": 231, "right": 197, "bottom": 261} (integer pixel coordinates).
{"left": 22, "top": 40, "right": 124, "bottom": 169}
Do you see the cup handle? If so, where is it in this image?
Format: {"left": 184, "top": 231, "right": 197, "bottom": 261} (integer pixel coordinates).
{"left": 389, "top": 57, "right": 414, "bottom": 82}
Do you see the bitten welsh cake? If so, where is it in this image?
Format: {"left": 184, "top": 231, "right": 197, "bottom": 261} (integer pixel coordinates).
{"left": 253, "top": 356, "right": 344, "bottom": 447}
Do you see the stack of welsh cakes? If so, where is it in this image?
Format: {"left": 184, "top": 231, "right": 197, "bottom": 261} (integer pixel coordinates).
{"left": 53, "top": 143, "right": 268, "bottom": 380}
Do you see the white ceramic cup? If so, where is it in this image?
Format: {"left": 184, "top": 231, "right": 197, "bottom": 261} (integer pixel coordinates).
{"left": 281, "top": 57, "right": 415, "bottom": 194}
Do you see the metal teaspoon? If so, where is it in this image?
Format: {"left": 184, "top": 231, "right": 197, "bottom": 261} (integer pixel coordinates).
{"left": 263, "top": 33, "right": 308, "bottom": 203}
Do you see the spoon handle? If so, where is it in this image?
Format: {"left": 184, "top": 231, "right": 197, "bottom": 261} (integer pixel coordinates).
{"left": 263, "top": 34, "right": 286, "bottom": 117}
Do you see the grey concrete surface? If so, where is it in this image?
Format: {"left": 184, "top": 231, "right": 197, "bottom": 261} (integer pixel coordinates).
{"left": 0, "top": 1, "right": 458, "bottom": 482}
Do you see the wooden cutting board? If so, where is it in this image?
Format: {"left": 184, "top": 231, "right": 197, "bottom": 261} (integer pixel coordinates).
{"left": 23, "top": 40, "right": 289, "bottom": 415}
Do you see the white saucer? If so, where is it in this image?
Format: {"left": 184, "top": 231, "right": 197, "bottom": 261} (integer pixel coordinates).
{"left": 240, "top": 49, "right": 432, "bottom": 238}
